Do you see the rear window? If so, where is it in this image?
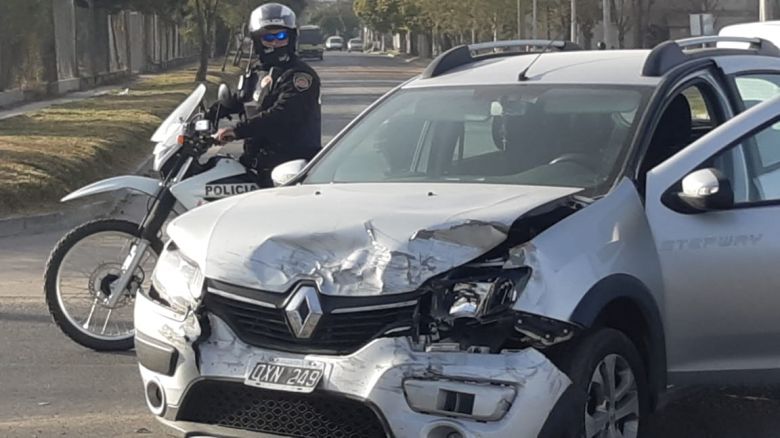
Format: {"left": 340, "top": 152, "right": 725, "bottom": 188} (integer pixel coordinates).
{"left": 299, "top": 29, "right": 322, "bottom": 44}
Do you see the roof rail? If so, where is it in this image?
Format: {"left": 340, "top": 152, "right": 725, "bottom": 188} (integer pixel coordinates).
{"left": 642, "top": 36, "right": 780, "bottom": 77}
{"left": 421, "top": 39, "right": 580, "bottom": 79}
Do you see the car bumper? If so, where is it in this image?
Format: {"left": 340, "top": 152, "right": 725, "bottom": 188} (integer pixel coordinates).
{"left": 135, "top": 292, "right": 571, "bottom": 438}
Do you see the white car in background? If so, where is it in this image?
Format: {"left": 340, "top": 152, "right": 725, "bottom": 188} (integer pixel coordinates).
{"left": 325, "top": 35, "right": 343, "bottom": 51}
{"left": 347, "top": 38, "right": 364, "bottom": 52}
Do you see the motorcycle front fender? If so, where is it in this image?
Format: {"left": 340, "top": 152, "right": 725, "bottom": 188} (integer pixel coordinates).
{"left": 61, "top": 175, "right": 161, "bottom": 203}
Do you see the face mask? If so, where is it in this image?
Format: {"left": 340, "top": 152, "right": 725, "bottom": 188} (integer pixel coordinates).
{"left": 256, "top": 30, "right": 296, "bottom": 67}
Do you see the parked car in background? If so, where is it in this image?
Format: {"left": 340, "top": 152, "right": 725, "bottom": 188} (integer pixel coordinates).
{"left": 297, "top": 25, "right": 324, "bottom": 60}
{"left": 325, "top": 35, "right": 344, "bottom": 51}
{"left": 347, "top": 38, "right": 364, "bottom": 52}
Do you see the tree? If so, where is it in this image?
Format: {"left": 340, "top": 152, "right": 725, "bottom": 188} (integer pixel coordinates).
{"left": 116, "top": 0, "right": 307, "bottom": 81}
{"left": 612, "top": 0, "right": 632, "bottom": 48}
{"left": 308, "top": 1, "right": 360, "bottom": 39}
{"left": 355, "top": 0, "right": 404, "bottom": 50}
{"left": 576, "top": 0, "right": 602, "bottom": 48}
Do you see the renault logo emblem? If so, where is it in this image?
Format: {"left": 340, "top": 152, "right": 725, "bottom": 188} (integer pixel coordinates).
{"left": 284, "top": 285, "right": 323, "bottom": 339}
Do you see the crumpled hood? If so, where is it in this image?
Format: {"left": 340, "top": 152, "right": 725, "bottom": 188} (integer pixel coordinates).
{"left": 168, "top": 183, "right": 581, "bottom": 296}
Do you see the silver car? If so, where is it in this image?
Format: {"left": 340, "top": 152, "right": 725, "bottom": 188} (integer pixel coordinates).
{"left": 135, "top": 36, "right": 780, "bottom": 438}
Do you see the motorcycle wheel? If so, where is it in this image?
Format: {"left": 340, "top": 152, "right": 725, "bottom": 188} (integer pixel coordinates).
{"left": 44, "top": 219, "right": 163, "bottom": 351}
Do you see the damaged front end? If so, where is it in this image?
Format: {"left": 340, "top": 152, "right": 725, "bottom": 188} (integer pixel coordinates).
{"left": 408, "top": 195, "right": 586, "bottom": 356}
{"left": 418, "top": 264, "right": 580, "bottom": 354}
{"left": 136, "top": 189, "right": 592, "bottom": 438}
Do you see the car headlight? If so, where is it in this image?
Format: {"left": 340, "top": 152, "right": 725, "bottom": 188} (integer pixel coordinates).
{"left": 444, "top": 268, "right": 531, "bottom": 319}
{"left": 149, "top": 242, "right": 204, "bottom": 315}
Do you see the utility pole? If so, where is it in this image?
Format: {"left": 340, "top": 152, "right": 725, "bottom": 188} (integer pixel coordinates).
{"left": 517, "top": 0, "right": 522, "bottom": 38}
{"left": 602, "top": 0, "right": 611, "bottom": 47}
{"left": 760, "top": 0, "right": 772, "bottom": 21}
{"left": 533, "top": 0, "right": 538, "bottom": 38}
{"left": 571, "top": 0, "right": 577, "bottom": 43}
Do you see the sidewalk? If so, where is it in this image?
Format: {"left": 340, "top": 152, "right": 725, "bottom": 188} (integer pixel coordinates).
{"left": 0, "top": 84, "right": 132, "bottom": 121}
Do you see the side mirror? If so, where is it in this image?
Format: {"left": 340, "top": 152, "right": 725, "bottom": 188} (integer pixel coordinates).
{"left": 271, "top": 159, "right": 308, "bottom": 187}
{"left": 218, "top": 83, "right": 232, "bottom": 106}
{"left": 666, "top": 168, "right": 734, "bottom": 213}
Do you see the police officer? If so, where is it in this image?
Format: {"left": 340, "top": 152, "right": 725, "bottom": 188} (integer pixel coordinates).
{"left": 214, "top": 3, "right": 321, "bottom": 185}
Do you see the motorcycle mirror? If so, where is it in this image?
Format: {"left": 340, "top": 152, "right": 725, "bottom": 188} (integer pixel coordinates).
{"left": 218, "top": 83, "right": 232, "bottom": 106}
{"left": 271, "top": 159, "right": 308, "bottom": 187}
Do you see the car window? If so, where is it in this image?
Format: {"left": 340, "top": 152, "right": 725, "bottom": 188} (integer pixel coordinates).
{"left": 712, "top": 116, "right": 780, "bottom": 203}
{"left": 682, "top": 86, "right": 712, "bottom": 123}
{"left": 305, "top": 85, "right": 652, "bottom": 193}
{"left": 640, "top": 83, "right": 720, "bottom": 179}
{"left": 734, "top": 74, "right": 780, "bottom": 108}
{"left": 456, "top": 118, "right": 500, "bottom": 160}
{"left": 733, "top": 74, "right": 780, "bottom": 170}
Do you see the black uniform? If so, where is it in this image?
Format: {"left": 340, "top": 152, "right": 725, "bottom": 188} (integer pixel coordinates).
{"left": 233, "top": 56, "right": 321, "bottom": 183}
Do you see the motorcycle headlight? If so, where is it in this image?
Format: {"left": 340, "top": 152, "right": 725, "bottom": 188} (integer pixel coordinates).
{"left": 446, "top": 268, "right": 530, "bottom": 319}
{"left": 149, "top": 242, "right": 204, "bottom": 315}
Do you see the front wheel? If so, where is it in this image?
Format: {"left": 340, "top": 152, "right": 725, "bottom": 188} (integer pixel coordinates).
{"left": 44, "top": 219, "right": 162, "bottom": 351}
{"left": 540, "top": 328, "right": 648, "bottom": 438}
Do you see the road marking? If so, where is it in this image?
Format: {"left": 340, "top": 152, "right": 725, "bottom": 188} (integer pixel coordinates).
{"left": 0, "top": 411, "right": 149, "bottom": 427}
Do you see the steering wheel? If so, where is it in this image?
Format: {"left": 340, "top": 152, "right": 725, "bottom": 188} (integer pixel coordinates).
{"left": 548, "top": 153, "right": 600, "bottom": 172}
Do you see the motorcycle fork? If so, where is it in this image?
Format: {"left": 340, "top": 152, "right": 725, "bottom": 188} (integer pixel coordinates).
{"left": 107, "top": 158, "right": 191, "bottom": 307}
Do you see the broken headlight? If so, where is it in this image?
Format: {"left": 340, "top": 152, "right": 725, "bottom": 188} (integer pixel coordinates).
{"left": 148, "top": 242, "right": 204, "bottom": 315}
{"left": 438, "top": 268, "right": 531, "bottom": 320}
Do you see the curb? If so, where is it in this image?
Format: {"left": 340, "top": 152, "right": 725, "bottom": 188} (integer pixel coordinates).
{"left": 0, "top": 155, "right": 155, "bottom": 239}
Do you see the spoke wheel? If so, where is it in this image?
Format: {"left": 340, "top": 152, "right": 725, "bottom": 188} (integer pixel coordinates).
{"left": 44, "top": 219, "right": 162, "bottom": 351}
{"left": 537, "top": 328, "right": 648, "bottom": 438}
{"left": 585, "top": 354, "right": 640, "bottom": 438}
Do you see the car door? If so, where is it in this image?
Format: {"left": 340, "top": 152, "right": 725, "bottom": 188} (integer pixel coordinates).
{"left": 645, "top": 94, "right": 780, "bottom": 382}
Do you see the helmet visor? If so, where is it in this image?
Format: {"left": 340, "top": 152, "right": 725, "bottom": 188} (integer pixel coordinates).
{"left": 260, "top": 30, "right": 289, "bottom": 42}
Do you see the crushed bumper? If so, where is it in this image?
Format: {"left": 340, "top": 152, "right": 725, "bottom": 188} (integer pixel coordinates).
{"left": 135, "top": 293, "right": 571, "bottom": 438}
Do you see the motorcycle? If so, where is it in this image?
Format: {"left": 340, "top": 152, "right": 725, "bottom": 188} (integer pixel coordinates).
{"left": 44, "top": 83, "right": 259, "bottom": 351}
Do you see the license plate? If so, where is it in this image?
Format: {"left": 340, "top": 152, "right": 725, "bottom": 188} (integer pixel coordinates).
{"left": 244, "top": 357, "right": 325, "bottom": 393}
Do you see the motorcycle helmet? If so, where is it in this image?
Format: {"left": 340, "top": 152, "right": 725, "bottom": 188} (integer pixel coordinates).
{"left": 249, "top": 3, "right": 298, "bottom": 67}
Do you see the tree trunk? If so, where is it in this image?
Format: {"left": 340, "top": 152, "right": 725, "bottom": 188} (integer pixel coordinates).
{"left": 582, "top": 31, "right": 593, "bottom": 49}
{"left": 196, "top": 36, "right": 210, "bottom": 82}
{"left": 633, "top": 0, "right": 644, "bottom": 48}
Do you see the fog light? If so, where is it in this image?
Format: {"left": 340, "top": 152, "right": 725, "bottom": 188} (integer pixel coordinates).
{"left": 426, "top": 424, "right": 467, "bottom": 438}
{"left": 144, "top": 378, "right": 166, "bottom": 416}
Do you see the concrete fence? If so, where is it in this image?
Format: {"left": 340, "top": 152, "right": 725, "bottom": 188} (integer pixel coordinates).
{"left": 0, "top": 0, "right": 196, "bottom": 106}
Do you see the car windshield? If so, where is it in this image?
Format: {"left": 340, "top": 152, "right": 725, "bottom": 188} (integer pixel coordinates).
{"left": 304, "top": 84, "right": 651, "bottom": 192}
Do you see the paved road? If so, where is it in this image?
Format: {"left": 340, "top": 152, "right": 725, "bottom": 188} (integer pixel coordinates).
{"left": 1, "top": 52, "right": 780, "bottom": 438}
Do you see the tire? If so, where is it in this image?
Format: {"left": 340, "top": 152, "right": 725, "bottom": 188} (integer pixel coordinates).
{"left": 44, "top": 219, "right": 163, "bottom": 351}
{"left": 540, "top": 328, "right": 649, "bottom": 438}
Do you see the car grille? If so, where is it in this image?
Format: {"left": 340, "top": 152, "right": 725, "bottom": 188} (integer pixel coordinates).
{"left": 203, "top": 290, "right": 416, "bottom": 354}
{"left": 177, "top": 381, "right": 389, "bottom": 438}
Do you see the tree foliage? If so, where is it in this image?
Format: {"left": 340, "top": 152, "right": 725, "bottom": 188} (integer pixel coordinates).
{"left": 306, "top": 1, "right": 360, "bottom": 39}
{"left": 355, "top": 0, "right": 524, "bottom": 49}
